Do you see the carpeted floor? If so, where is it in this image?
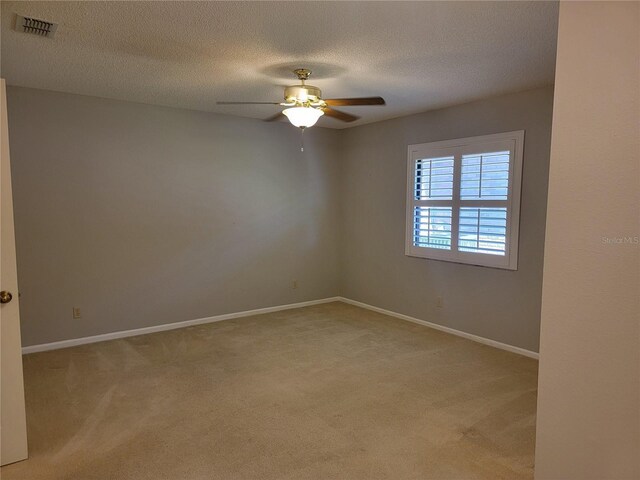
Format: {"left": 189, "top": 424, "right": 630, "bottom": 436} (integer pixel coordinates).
{"left": 2, "top": 302, "right": 538, "bottom": 480}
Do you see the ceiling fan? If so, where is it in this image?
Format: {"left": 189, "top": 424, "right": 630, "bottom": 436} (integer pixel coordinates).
{"left": 217, "top": 68, "right": 385, "bottom": 129}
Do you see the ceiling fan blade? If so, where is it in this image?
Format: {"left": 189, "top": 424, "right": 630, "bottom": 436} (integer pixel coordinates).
{"left": 324, "top": 97, "right": 386, "bottom": 107}
{"left": 264, "top": 112, "right": 284, "bottom": 122}
{"left": 322, "top": 107, "right": 360, "bottom": 123}
{"left": 217, "top": 101, "right": 282, "bottom": 105}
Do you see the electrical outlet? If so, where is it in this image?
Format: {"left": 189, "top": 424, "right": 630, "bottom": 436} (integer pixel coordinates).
{"left": 436, "top": 296, "right": 444, "bottom": 308}
{"left": 292, "top": 280, "right": 298, "bottom": 289}
{"left": 72, "top": 307, "right": 82, "bottom": 319}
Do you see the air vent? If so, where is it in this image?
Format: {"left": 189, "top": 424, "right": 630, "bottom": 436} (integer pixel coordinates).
{"left": 15, "top": 14, "right": 58, "bottom": 38}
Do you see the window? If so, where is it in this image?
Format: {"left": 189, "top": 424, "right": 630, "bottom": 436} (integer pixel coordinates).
{"left": 406, "top": 131, "right": 524, "bottom": 270}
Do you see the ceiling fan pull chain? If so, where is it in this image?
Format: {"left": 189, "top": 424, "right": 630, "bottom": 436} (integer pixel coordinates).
{"left": 300, "top": 127, "right": 305, "bottom": 152}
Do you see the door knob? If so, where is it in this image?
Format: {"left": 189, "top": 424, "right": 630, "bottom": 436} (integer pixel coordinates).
{"left": 0, "top": 291, "right": 13, "bottom": 304}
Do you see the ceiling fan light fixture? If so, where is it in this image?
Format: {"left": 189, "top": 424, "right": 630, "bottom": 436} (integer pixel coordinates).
{"left": 282, "top": 106, "right": 324, "bottom": 128}
{"left": 216, "top": 69, "right": 385, "bottom": 128}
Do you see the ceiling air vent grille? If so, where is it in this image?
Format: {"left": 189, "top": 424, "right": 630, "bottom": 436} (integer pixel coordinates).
{"left": 15, "top": 14, "right": 58, "bottom": 38}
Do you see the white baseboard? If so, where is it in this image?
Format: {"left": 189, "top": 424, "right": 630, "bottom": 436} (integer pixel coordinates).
{"left": 22, "top": 297, "right": 341, "bottom": 354}
{"left": 337, "top": 297, "right": 539, "bottom": 360}
{"left": 23, "top": 296, "right": 538, "bottom": 359}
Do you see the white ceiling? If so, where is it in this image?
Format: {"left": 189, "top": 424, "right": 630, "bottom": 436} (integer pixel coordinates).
{"left": 1, "top": 1, "right": 558, "bottom": 129}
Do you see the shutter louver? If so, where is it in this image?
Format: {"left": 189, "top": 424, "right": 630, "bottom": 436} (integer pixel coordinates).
{"left": 461, "top": 151, "right": 510, "bottom": 200}
{"left": 415, "top": 157, "right": 454, "bottom": 200}
{"left": 458, "top": 207, "right": 507, "bottom": 255}
{"left": 413, "top": 206, "right": 452, "bottom": 250}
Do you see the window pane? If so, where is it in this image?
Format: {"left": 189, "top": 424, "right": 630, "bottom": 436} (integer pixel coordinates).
{"left": 415, "top": 156, "right": 454, "bottom": 200}
{"left": 413, "top": 206, "right": 452, "bottom": 250}
{"left": 458, "top": 207, "right": 507, "bottom": 256}
{"left": 460, "top": 151, "right": 510, "bottom": 200}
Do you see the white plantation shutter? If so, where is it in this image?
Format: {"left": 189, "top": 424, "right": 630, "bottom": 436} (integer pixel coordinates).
{"left": 412, "top": 156, "right": 454, "bottom": 250}
{"left": 460, "top": 151, "right": 510, "bottom": 200}
{"left": 458, "top": 207, "right": 507, "bottom": 255}
{"left": 406, "top": 131, "right": 524, "bottom": 270}
{"left": 413, "top": 206, "right": 453, "bottom": 250}
{"left": 415, "top": 156, "right": 454, "bottom": 200}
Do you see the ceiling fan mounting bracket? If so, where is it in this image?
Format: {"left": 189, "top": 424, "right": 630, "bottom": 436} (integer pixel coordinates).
{"left": 293, "top": 68, "right": 312, "bottom": 82}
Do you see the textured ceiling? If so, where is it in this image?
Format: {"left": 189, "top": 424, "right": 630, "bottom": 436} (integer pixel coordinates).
{"left": 0, "top": 1, "right": 558, "bottom": 129}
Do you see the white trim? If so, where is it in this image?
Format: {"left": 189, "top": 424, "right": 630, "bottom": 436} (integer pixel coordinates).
{"left": 338, "top": 297, "right": 539, "bottom": 359}
{"left": 22, "top": 297, "right": 341, "bottom": 354}
{"left": 22, "top": 296, "right": 539, "bottom": 360}
{"left": 406, "top": 130, "right": 524, "bottom": 270}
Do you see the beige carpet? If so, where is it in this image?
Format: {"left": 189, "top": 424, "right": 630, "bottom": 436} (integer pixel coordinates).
{"left": 2, "top": 302, "right": 538, "bottom": 480}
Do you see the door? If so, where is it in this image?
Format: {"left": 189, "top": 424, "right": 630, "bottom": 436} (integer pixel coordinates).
{"left": 0, "top": 78, "right": 28, "bottom": 465}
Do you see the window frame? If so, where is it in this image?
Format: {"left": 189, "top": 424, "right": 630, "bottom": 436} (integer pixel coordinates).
{"left": 405, "top": 130, "right": 524, "bottom": 270}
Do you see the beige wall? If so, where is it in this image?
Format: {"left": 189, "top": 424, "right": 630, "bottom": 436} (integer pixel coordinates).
{"left": 339, "top": 87, "right": 554, "bottom": 353}
{"left": 7, "top": 87, "right": 342, "bottom": 346}
{"left": 534, "top": 2, "right": 640, "bottom": 479}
